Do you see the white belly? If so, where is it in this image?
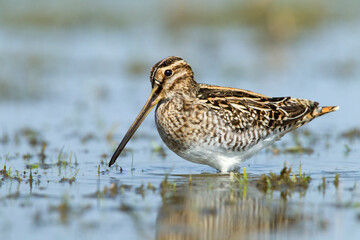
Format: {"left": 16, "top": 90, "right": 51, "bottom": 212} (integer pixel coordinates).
{"left": 174, "top": 134, "right": 279, "bottom": 172}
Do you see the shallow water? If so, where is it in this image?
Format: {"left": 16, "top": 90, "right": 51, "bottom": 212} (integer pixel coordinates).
{"left": 1, "top": 1, "right": 360, "bottom": 240}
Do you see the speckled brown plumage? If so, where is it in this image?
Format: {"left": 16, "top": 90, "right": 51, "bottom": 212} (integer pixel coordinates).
{"left": 109, "top": 56, "right": 339, "bottom": 172}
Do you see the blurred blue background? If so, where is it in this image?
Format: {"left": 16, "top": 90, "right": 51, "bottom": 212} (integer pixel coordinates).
{"left": 0, "top": 0, "right": 359, "bottom": 133}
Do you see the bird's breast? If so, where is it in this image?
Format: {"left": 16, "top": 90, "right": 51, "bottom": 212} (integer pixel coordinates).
{"left": 155, "top": 97, "right": 203, "bottom": 152}
{"left": 155, "top": 97, "right": 265, "bottom": 151}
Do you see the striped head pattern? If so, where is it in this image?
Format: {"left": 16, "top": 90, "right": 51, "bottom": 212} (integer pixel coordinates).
{"left": 150, "top": 56, "right": 197, "bottom": 99}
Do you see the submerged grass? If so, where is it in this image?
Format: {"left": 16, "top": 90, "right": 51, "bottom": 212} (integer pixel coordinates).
{"left": 49, "top": 194, "right": 91, "bottom": 224}
{"left": 256, "top": 166, "right": 311, "bottom": 199}
{"left": 86, "top": 182, "right": 134, "bottom": 199}
{"left": 334, "top": 173, "right": 340, "bottom": 188}
{"left": 230, "top": 167, "right": 248, "bottom": 187}
{"left": 151, "top": 141, "right": 167, "bottom": 158}
{"left": 55, "top": 147, "right": 78, "bottom": 169}
{"left": 283, "top": 146, "right": 314, "bottom": 154}
{"left": 59, "top": 169, "right": 80, "bottom": 184}
{"left": 0, "top": 154, "right": 22, "bottom": 182}
{"left": 270, "top": 130, "right": 317, "bottom": 155}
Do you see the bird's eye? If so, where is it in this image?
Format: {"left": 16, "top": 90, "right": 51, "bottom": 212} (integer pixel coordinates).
{"left": 164, "top": 69, "right": 172, "bottom": 77}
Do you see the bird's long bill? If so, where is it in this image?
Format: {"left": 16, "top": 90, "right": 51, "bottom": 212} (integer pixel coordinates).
{"left": 108, "top": 85, "right": 162, "bottom": 167}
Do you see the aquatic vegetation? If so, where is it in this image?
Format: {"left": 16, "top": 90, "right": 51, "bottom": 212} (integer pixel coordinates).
{"left": 341, "top": 128, "right": 360, "bottom": 141}
{"left": 135, "top": 184, "right": 146, "bottom": 198}
{"left": 334, "top": 173, "right": 340, "bottom": 189}
{"left": 344, "top": 144, "right": 351, "bottom": 155}
{"left": 151, "top": 141, "right": 167, "bottom": 158}
{"left": 49, "top": 196, "right": 71, "bottom": 224}
{"left": 22, "top": 153, "right": 33, "bottom": 160}
{"left": 270, "top": 130, "right": 317, "bottom": 155}
{"left": 119, "top": 202, "right": 135, "bottom": 212}
{"left": 80, "top": 132, "right": 98, "bottom": 144}
{"left": 55, "top": 147, "right": 78, "bottom": 169}
{"left": 256, "top": 167, "right": 311, "bottom": 199}
{"left": 18, "top": 128, "right": 46, "bottom": 147}
{"left": 0, "top": 132, "right": 9, "bottom": 145}
{"left": 283, "top": 146, "right": 314, "bottom": 154}
{"left": 147, "top": 182, "right": 156, "bottom": 191}
{"left": 59, "top": 169, "right": 80, "bottom": 184}
{"left": 230, "top": 167, "right": 248, "bottom": 187}
{"left": 85, "top": 182, "right": 136, "bottom": 199}
{"left": 0, "top": 164, "right": 10, "bottom": 180}
{"left": 317, "top": 177, "right": 327, "bottom": 195}
{"left": 49, "top": 194, "right": 92, "bottom": 224}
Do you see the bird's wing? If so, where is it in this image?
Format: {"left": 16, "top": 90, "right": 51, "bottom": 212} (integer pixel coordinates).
{"left": 197, "top": 84, "right": 318, "bottom": 131}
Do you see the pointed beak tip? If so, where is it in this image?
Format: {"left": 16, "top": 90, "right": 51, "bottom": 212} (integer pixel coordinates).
{"left": 108, "top": 156, "right": 117, "bottom": 167}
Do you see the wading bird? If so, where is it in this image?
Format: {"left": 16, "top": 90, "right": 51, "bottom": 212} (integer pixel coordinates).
{"left": 109, "top": 56, "right": 338, "bottom": 172}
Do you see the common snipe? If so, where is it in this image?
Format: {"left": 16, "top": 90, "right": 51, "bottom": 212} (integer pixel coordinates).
{"left": 109, "top": 56, "right": 338, "bottom": 172}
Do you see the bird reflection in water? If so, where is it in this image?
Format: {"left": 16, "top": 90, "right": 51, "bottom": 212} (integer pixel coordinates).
{"left": 155, "top": 174, "right": 313, "bottom": 240}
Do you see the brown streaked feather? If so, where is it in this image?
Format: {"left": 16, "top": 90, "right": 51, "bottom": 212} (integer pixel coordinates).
{"left": 197, "top": 84, "right": 319, "bottom": 130}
